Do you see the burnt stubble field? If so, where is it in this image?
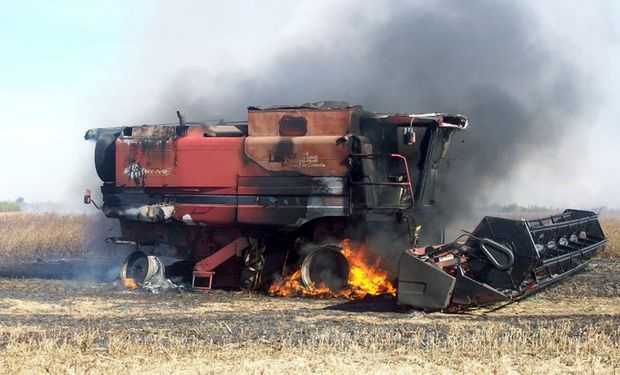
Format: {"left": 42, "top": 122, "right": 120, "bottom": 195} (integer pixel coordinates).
{"left": 1, "top": 213, "right": 619, "bottom": 374}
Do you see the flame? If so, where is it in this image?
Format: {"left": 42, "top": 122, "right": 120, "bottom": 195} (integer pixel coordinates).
{"left": 269, "top": 239, "right": 396, "bottom": 299}
{"left": 122, "top": 277, "right": 139, "bottom": 289}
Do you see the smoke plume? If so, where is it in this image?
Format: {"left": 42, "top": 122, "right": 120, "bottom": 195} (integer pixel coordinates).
{"left": 143, "top": 1, "right": 592, "bottom": 236}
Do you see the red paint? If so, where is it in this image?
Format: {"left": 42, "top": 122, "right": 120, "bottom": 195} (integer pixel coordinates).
{"left": 116, "top": 137, "right": 245, "bottom": 188}
{"left": 173, "top": 204, "right": 237, "bottom": 224}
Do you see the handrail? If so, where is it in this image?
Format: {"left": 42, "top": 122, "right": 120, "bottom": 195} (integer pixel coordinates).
{"left": 348, "top": 153, "right": 415, "bottom": 210}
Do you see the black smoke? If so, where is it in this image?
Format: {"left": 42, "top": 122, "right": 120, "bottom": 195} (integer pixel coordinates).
{"left": 152, "top": 1, "right": 589, "bottom": 236}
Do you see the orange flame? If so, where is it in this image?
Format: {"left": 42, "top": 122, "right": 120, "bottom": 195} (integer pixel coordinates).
{"left": 122, "top": 277, "right": 139, "bottom": 289}
{"left": 269, "top": 239, "right": 396, "bottom": 299}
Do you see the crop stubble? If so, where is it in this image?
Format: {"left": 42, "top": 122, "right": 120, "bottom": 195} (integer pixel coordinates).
{"left": 0, "top": 213, "right": 619, "bottom": 374}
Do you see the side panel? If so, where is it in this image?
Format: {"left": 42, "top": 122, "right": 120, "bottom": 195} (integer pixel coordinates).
{"left": 115, "top": 137, "right": 245, "bottom": 188}
{"left": 244, "top": 136, "right": 349, "bottom": 176}
{"left": 173, "top": 203, "right": 237, "bottom": 224}
{"left": 248, "top": 109, "right": 352, "bottom": 136}
{"left": 104, "top": 189, "right": 347, "bottom": 228}
{"left": 397, "top": 250, "right": 456, "bottom": 311}
{"left": 102, "top": 189, "right": 239, "bottom": 226}
{"left": 108, "top": 134, "right": 349, "bottom": 228}
{"left": 237, "top": 176, "right": 344, "bottom": 195}
{"left": 237, "top": 195, "right": 347, "bottom": 226}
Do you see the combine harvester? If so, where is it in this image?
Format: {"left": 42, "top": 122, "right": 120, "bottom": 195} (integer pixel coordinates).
{"left": 84, "top": 102, "right": 606, "bottom": 311}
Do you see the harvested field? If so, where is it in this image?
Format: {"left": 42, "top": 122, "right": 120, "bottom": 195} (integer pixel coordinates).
{"left": 0, "top": 259, "right": 619, "bottom": 374}
{"left": 0, "top": 213, "right": 619, "bottom": 374}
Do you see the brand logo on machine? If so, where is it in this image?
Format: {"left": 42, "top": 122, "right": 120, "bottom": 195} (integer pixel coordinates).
{"left": 123, "top": 161, "right": 170, "bottom": 186}
{"left": 289, "top": 152, "right": 326, "bottom": 169}
{"left": 142, "top": 168, "right": 171, "bottom": 176}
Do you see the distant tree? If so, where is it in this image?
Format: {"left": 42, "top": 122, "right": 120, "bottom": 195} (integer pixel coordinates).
{"left": 16, "top": 197, "right": 24, "bottom": 204}
{"left": 0, "top": 200, "right": 21, "bottom": 212}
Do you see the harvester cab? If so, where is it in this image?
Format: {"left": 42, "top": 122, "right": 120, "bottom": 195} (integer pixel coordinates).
{"left": 85, "top": 101, "right": 606, "bottom": 311}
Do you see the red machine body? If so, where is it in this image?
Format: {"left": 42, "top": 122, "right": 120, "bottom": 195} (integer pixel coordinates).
{"left": 86, "top": 102, "right": 467, "bottom": 291}
{"left": 86, "top": 102, "right": 607, "bottom": 311}
{"left": 111, "top": 107, "right": 353, "bottom": 227}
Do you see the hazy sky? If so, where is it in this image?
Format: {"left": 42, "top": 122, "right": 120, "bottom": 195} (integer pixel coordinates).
{"left": 0, "top": 1, "right": 618, "bottom": 210}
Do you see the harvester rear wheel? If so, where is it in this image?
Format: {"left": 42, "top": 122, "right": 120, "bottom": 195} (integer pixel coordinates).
{"left": 120, "top": 251, "right": 164, "bottom": 289}
{"left": 301, "top": 245, "right": 350, "bottom": 292}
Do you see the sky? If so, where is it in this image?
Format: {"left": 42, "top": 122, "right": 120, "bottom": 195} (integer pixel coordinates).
{"left": 0, "top": 1, "right": 618, "bottom": 211}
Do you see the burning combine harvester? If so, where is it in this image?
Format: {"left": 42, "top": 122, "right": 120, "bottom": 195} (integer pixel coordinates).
{"left": 85, "top": 102, "right": 606, "bottom": 311}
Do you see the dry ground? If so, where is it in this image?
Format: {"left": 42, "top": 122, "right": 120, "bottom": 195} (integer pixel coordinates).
{"left": 0, "top": 213, "right": 619, "bottom": 374}
{"left": 0, "top": 260, "right": 618, "bottom": 374}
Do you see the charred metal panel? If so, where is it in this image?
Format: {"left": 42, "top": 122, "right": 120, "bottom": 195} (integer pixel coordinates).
{"left": 278, "top": 115, "right": 308, "bottom": 136}
{"left": 237, "top": 195, "right": 346, "bottom": 226}
{"left": 204, "top": 125, "right": 244, "bottom": 137}
{"left": 118, "top": 219, "right": 194, "bottom": 252}
{"left": 237, "top": 176, "right": 344, "bottom": 195}
{"left": 103, "top": 186, "right": 346, "bottom": 228}
{"left": 451, "top": 268, "right": 507, "bottom": 306}
{"left": 244, "top": 136, "right": 349, "bottom": 176}
{"left": 237, "top": 196, "right": 309, "bottom": 226}
{"left": 84, "top": 127, "right": 123, "bottom": 141}
{"left": 172, "top": 204, "right": 237, "bottom": 225}
{"left": 102, "top": 189, "right": 238, "bottom": 225}
{"left": 396, "top": 210, "right": 607, "bottom": 311}
{"left": 305, "top": 196, "right": 347, "bottom": 220}
{"left": 94, "top": 133, "right": 118, "bottom": 183}
{"left": 466, "top": 217, "right": 538, "bottom": 290}
{"left": 397, "top": 250, "right": 455, "bottom": 311}
{"left": 248, "top": 108, "right": 354, "bottom": 136}
{"left": 129, "top": 125, "right": 177, "bottom": 138}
